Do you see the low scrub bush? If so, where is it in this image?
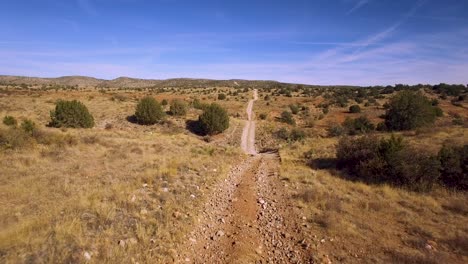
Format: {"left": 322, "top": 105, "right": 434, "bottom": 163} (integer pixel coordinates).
{"left": 438, "top": 145, "right": 468, "bottom": 190}
{"left": 0, "top": 126, "right": 76, "bottom": 150}
{"left": 3, "top": 116, "right": 17, "bottom": 126}
{"left": 49, "top": 100, "right": 94, "bottom": 128}
{"left": 0, "top": 128, "right": 34, "bottom": 149}
{"left": 384, "top": 91, "right": 438, "bottom": 130}
{"left": 169, "top": 99, "right": 187, "bottom": 116}
{"left": 289, "top": 104, "right": 300, "bottom": 114}
{"left": 349, "top": 105, "right": 361, "bottom": 113}
{"left": 275, "top": 128, "right": 306, "bottom": 142}
{"left": 343, "top": 116, "right": 375, "bottom": 135}
{"left": 198, "top": 103, "right": 229, "bottom": 135}
{"left": 217, "top": 93, "right": 226, "bottom": 100}
{"left": 336, "top": 135, "right": 440, "bottom": 192}
{"left": 135, "top": 97, "right": 165, "bottom": 125}
{"left": 327, "top": 124, "right": 345, "bottom": 137}
{"left": 193, "top": 98, "right": 208, "bottom": 110}
{"left": 21, "top": 119, "right": 36, "bottom": 135}
{"left": 259, "top": 113, "right": 267, "bottom": 120}
{"left": 280, "top": 111, "right": 295, "bottom": 125}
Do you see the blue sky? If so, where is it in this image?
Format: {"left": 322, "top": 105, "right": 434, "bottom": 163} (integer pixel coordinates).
{"left": 0, "top": 0, "right": 467, "bottom": 85}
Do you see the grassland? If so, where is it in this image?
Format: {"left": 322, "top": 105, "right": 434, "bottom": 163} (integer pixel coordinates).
{"left": 0, "top": 80, "right": 467, "bottom": 263}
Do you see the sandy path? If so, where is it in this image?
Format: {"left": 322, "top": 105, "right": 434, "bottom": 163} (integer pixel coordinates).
{"left": 241, "top": 89, "right": 258, "bottom": 155}
{"left": 177, "top": 90, "right": 312, "bottom": 263}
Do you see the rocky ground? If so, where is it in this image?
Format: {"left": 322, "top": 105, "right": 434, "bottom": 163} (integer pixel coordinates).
{"left": 176, "top": 153, "right": 315, "bottom": 263}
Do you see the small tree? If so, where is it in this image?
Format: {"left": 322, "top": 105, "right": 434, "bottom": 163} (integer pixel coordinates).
{"left": 198, "top": 103, "right": 229, "bottom": 135}
{"left": 3, "top": 116, "right": 17, "bottom": 127}
{"left": 49, "top": 100, "right": 94, "bottom": 128}
{"left": 135, "top": 97, "right": 165, "bottom": 125}
{"left": 280, "top": 111, "right": 295, "bottom": 125}
{"left": 349, "top": 105, "right": 361, "bottom": 113}
{"left": 385, "top": 91, "right": 438, "bottom": 130}
{"left": 170, "top": 99, "right": 187, "bottom": 116}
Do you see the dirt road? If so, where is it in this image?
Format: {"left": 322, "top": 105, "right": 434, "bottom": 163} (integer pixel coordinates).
{"left": 241, "top": 89, "right": 258, "bottom": 155}
{"left": 178, "top": 90, "right": 313, "bottom": 263}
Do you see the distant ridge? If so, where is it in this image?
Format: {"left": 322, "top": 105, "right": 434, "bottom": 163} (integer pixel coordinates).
{"left": 0, "top": 75, "right": 290, "bottom": 89}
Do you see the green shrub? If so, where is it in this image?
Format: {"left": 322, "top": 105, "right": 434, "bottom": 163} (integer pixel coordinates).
{"left": 198, "top": 103, "right": 229, "bottom": 135}
{"left": 161, "top": 99, "right": 168, "bottom": 106}
{"left": 289, "top": 104, "right": 300, "bottom": 115}
{"left": 336, "top": 135, "right": 440, "bottom": 192}
{"left": 438, "top": 145, "right": 468, "bottom": 190}
{"left": 259, "top": 113, "right": 267, "bottom": 120}
{"left": 376, "top": 122, "right": 387, "bottom": 131}
{"left": 3, "top": 116, "right": 17, "bottom": 126}
{"left": 49, "top": 100, "right": 94, "bottom": 128}
{"left": 327, "top": 124, "right": 345, "bottom": 137}
{"left": 21, "top": 119, "right": 36, "bottom": 135}
{"left": 343, "top": 116, "right": 375, "bottom": 135}
{"left": 433, "top": 106, "right": 443, "bottom": 117}
{"left": 384, "top": 91, "right": 438, "bottom": 130}
{"left": 169, "top": 99, "right": 187, "bottom": 116}
{"left": 280, "top": 111, "right": 295, "bottom": 125}
{"left": 276, "top": 127, "right": 289, "bottom": 140}
{"left": 275, "top": 128, "right": 306, "bottom": 142}
{"left": 193, "top": 98, "right": 208, "bottom": 110}
{"left": 290, "top": 128, "right": 306, "bottom": 141}
{"left": 218, "top": 93, "right": 226, "bottom": 100}
{"left": 135, "top": 97, "right": 165, "bottom": 125}
{"left": 349, "top": 105, "right": 361, "bottom": 113}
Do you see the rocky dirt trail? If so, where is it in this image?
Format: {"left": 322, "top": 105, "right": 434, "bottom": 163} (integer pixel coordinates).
{"left": 177, "top": 90, "right": 313, "bottom": 263}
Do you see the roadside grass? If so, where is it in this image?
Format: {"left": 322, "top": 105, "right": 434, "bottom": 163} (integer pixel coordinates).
{"left": 279, "top": 136, "right": 468, "bottom": 263}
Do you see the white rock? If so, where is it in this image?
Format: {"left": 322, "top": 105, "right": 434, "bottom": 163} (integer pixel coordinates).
{"left": 83, "top": 251, "right": 91, "bottom": 260}
{"left": 190, "top": 194, "right": 196, "bottom": 199}
{"left": 142, "top": 183, "right": 148, "bottom": 188}
{"left": 162, "top": 187, "right": 169, "bottom": 192}
{"left": 118, "top": 240, "right": 126, "bottom": 247}
{"left": 216, "top": 230, "right": 225, "bottom": 237}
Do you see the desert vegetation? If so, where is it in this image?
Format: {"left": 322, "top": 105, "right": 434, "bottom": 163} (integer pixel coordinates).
{"left": 134, "top": 96, "right": 165, "bottom": 125}
{"left": 0, "top": 75, "right": 467, "bottom": 263}
{"left": 49, "top": 100, "right": 95, "bottom": 128}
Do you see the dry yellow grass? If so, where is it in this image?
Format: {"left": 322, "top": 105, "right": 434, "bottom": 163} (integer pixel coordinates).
{"left": 279, "top": 136, "right": 468, "bottom": 263}
{"left": 0, "top": 89, "right": 244, "bottom": 263}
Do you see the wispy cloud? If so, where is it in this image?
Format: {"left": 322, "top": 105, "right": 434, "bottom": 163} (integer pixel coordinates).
{"left": 347, "top": 0, "right": 370, "bottom": 15}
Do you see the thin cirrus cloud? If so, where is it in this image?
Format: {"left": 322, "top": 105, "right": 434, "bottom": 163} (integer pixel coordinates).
{"left": 346, "top": 0, "right": 371, "bottom": 15}
{"left": 0, "top": 0, "right": 467, "bottom": 85}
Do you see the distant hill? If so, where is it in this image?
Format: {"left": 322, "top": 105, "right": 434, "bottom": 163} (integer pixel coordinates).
{"left": 0, "top": 75, "right": 289, "bottom": 89}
